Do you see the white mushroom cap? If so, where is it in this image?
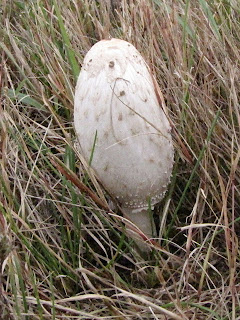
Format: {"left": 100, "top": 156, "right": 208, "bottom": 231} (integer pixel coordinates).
{"left": 74, "top": 38, "right": 174, "bottom": 238}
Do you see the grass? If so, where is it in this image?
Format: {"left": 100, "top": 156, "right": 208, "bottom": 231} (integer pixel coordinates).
{"left": 0, "top": 0, "right": 240, "bottom": 319}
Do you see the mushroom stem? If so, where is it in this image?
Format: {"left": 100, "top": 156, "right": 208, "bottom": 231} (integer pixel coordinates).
{"left": 123, "top": 207, "right": 156, "bottom": 240}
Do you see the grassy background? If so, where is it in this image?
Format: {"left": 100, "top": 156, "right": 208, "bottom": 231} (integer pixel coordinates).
{"left": 0, "top": 0, "right": 240, "bottom": 319}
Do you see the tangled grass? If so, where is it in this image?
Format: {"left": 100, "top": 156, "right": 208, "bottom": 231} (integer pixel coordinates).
{"left": 0, "top": 0, "right": 240, "bottom": 319}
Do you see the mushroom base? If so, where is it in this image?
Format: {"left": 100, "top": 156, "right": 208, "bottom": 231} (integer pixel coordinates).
{"left": 122, "top": 207, "right": 157, "bottom": 245}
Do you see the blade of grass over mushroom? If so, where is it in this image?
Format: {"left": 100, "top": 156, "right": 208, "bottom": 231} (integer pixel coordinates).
{"left": 82, "top": 130, "right": 98, "bottom": 187}
{"left": 53, "top": 0, "right": 80, "bottom": 81}
{"left": 88, "top": 130, "right": 98, "bottom": 167}
{"left": 147, "top": 197, "right": 156, "bottom": 237}
{"left": 165, "top": 110, "right": 221, "bottom": 238}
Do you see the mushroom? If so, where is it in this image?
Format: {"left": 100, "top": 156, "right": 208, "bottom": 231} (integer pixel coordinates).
{"left": 74, "top": 38, "right": 174, "bottom": 243}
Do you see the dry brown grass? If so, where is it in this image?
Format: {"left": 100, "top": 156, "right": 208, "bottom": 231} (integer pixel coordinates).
{"left": 0, "top": 0, "right": 240, "bottom": 319}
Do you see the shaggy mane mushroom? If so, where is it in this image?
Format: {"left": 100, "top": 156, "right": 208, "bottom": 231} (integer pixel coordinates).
{"left": 74, "top": 38, "right": 174, "bottom": 245}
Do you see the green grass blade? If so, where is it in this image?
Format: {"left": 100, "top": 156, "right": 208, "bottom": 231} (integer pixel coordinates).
{"left": 7, "top": 89, "right": 45, "bottom": 110}
{"left": 53, "top": 0, "right": 80, "bottom": 80}
{"left": 199, "top": 0, "right": 221, "bottom": 40}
